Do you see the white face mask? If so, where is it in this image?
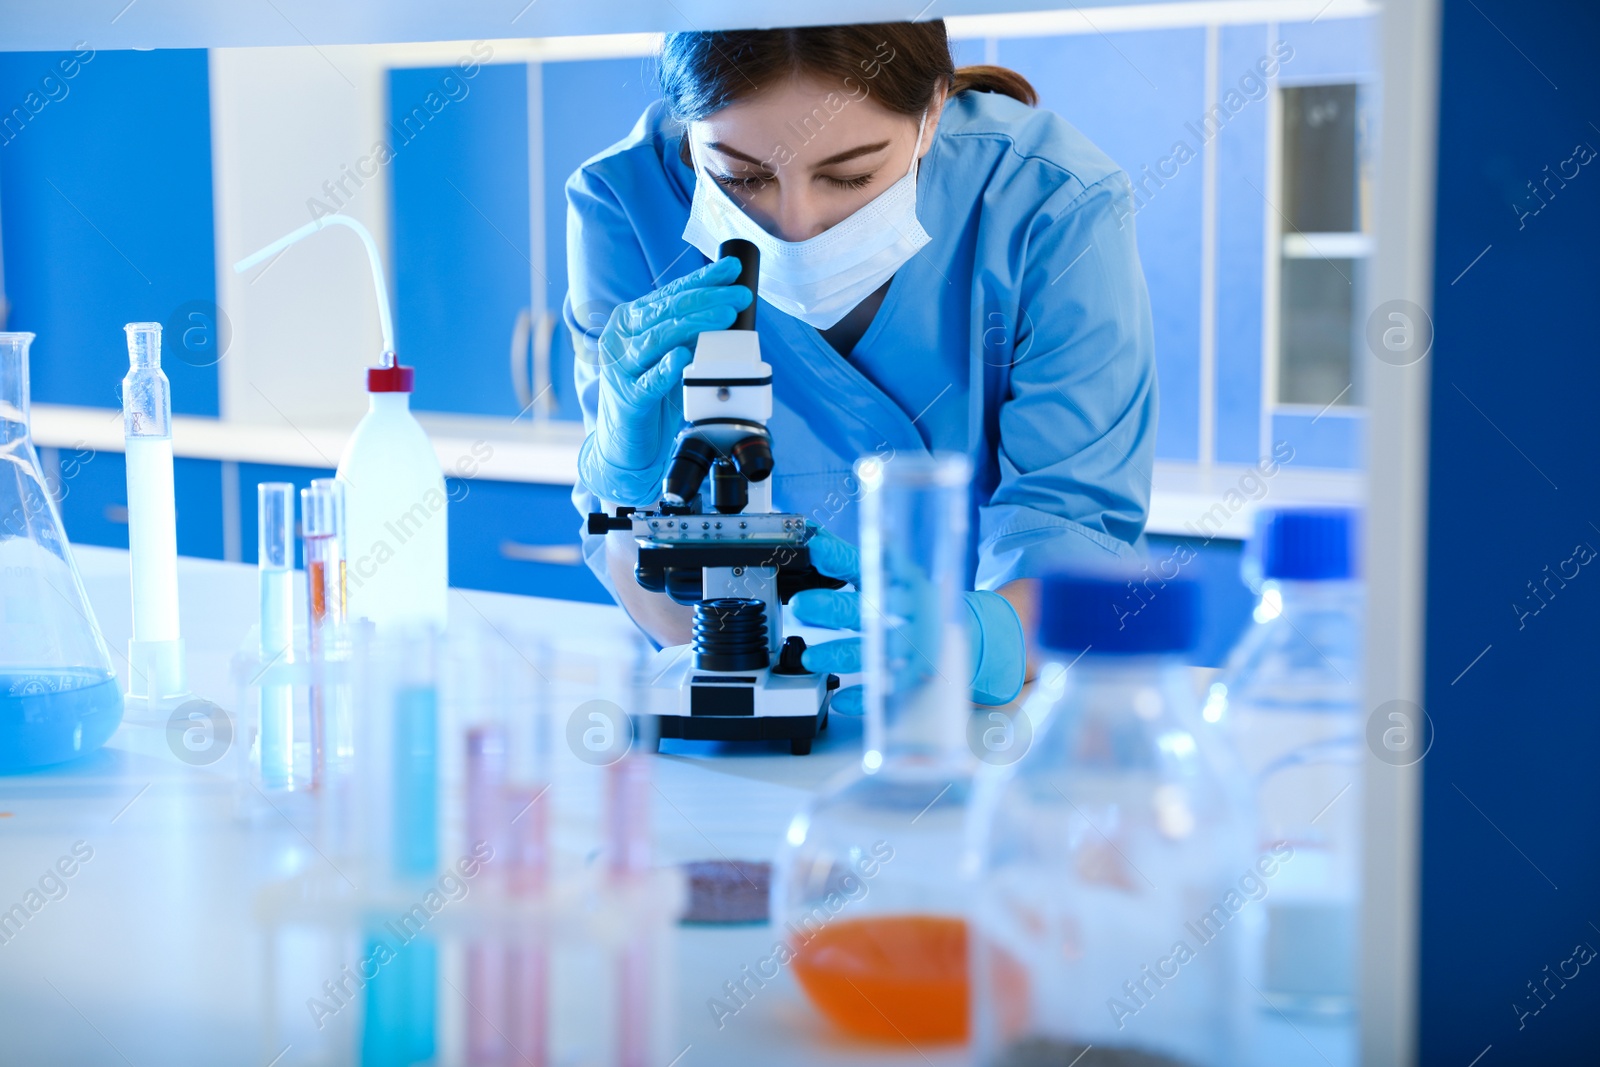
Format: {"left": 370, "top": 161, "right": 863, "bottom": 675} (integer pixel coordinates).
{"left": 682, "top": 110, "right": 933, "bottom": 331}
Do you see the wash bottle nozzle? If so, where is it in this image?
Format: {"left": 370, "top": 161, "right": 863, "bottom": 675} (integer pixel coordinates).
{"left": 233, "top": 214, "right": 397, "bottom": 360}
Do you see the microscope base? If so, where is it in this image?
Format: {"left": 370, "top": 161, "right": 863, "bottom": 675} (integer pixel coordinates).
{"left": 640, "top": 646, "right": 836, "bottom": 755}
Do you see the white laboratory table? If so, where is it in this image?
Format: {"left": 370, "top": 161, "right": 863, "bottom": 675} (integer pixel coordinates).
{"left": 0, "top": 548, "right": 1353, "bottom": 1067}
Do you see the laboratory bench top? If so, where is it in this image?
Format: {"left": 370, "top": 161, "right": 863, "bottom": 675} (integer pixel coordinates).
{"left": 29, "top": 404, "right": 1363, "bottom": 539}
{"left": 0, "top": 547, "right": 1355, "bottom": 1067}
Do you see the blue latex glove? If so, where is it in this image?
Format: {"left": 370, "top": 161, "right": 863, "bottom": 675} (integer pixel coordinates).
{"left": 579, "top": 256, "right": 753, "bottom": 506}
{"left": 791, "top": 527, "right": 1026, "bottom": 714}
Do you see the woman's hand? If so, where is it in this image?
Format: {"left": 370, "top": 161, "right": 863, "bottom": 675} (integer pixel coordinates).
{"left": 791, "top": 526, "right": 1026, "bottom": 714}
{"left": 583, "top": 256, "right": 753, "bottom": 506}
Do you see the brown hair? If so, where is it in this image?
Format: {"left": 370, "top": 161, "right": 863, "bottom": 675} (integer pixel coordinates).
{"left": 660, "top": 22, "right": 1037, "bottom": 163}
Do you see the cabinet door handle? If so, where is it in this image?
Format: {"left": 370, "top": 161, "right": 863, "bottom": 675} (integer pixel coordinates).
{"left": 530, "top": 309, "right": 557, "bottom": 421}
{"left": 509, "top": 307, "right": 533, "bottom": 412}
{"left": 498, "top": 540, "right": 583, "bottom": 566}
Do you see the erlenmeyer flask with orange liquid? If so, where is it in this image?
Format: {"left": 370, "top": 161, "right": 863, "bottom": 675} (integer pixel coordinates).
{"left": 773, "top": 453, "right": 1018, "bottom": 1045}
{"left": 0, "top": 332, "right": 123, "bottom": 771}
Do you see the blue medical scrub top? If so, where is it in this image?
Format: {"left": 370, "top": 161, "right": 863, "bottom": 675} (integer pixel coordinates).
{"left": 566, "top": 89, "right": 1156, "bottom": 598}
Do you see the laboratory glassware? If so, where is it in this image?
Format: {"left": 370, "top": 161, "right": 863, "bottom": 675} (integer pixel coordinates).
{"left": 233, "top": 215, "right": 447, "bottom": 629}
{"left": 0, "top": 331, "right": 122, "bottom": 771}
{"left": 303, "top": 480, "right": 353, "bottom": 779}
{"left": 256, "top": 624, "right": 682, "bottom": 1067}
{"left": 970, "top": 569, "right": 1256, "bottom": 1067}
{"left": 1213, "top": 506, "right": 1362, "bottom": 1016}
{"left": 258, "top": 483, "right": 296, "bottom": 789}
{"left": 123, "top": 321, "right": 186, "bottom": 706}
{"left": 771, "top": 452, "right": 978, "bottom": 1044}
{"left": 310, "top": 477, "right": 349, "bottom": 621}
{"left": 461, "top": 634, "right": 552, "bottom": 1065}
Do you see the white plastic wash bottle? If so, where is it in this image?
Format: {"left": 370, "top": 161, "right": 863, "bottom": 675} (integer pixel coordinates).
{"left": 337, "top": 356, "right": 448, "bottom": 629}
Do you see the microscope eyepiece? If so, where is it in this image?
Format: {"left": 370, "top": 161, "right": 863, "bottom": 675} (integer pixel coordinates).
{"left": 719, "top": 238, "right": 759, "bottom": 332}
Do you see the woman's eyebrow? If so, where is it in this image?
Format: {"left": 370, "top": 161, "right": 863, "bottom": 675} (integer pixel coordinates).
{"left": 705, "top": 138, "right": 894, "bottom": 170}
{"left": 707, "top": 141, "right": 768, "bottom": 167}
{"left": 811, "top": 140, "right": 891, "bottom": 168}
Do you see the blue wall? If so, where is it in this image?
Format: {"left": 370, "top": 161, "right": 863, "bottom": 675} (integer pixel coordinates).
{"left": 1421, "top": 0, "right": 1600, "bottom": 1061}
{"left": 0, "top": 48, "right": 218, "bottom": 415}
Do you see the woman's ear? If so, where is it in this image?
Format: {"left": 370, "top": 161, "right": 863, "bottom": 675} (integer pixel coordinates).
{"left": 918, "top": 82, "right": 951, "bottom": 159}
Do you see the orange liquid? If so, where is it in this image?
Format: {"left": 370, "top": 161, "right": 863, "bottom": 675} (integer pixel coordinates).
{"left": 308, "top": 559, "right": 328, "bottom": 624}
{"left": 791, "top": 915, "right": 973, "bottom": 1043}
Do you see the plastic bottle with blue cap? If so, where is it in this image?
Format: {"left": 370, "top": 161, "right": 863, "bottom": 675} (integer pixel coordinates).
{"left": 970, "top": 567, "right": 1256, "bottom": 1067}
{"left": 1209, "top": 506, "right": 1363, "bottom": 1018}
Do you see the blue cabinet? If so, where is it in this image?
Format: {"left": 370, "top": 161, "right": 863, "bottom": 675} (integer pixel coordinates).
{"left": 388, "top": 62, "right": 532, "bottom": 418}
{"left": 449, "top": 480, "right": 607, "bottom": 603}
{"left": 538, "top": 57, "right": 663, "bottom": 423}
{"left": 0, "top": 48, "right": 219, "bottom": 416}
{"left": 1002, "top": 29, "right": 1208, "bottom": 463}
{"left": 51, "top": 449, "right": 224, "bottom": 560}
{"left": 387, "top": 56, "right": 662, "bottom": 424}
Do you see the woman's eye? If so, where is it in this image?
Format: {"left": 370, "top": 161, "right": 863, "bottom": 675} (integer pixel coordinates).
{"left": 821, "top": 173, "right": 874, "bottom": 190}
{"left": 713, "top": 172, "right": 773, "bottom": 191}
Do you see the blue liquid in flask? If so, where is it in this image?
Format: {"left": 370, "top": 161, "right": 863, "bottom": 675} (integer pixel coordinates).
{"left": 0, "top": 670, "right": 124, "bottom": 773}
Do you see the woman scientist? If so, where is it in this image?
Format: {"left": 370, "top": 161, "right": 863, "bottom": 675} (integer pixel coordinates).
{"left": 567, "top": 21, "right": 1155, "bottom": 710}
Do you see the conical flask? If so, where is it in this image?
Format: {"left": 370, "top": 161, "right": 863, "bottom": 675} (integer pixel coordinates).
{"left": 0, "top": 332, "right": 123, "bottom": 772}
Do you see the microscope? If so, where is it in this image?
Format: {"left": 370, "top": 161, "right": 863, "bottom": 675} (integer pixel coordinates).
{"left": 588, "top": 239, "right": 844, "bottom": 754}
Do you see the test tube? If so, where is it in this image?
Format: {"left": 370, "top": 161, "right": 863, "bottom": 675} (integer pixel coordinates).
{"left": 258, "top": 483, "right": 295, "bottom": 789}
{"left": 606, "top": 651, "right": 654, "bottom": 882}
{"left": 611, "top": 638, "right": 657, "bottom": 1067}
{"left": 465, "top": 638, "right": 552, "bottom": 1065}
{"left": 366, "top": 629, "right": 440, "bottom": 1066}
{"left": 301, "top": 482, "right": 342, "bottom": 785}
{"left": 464, "top": 723, "right": 508, "bottom": 1066}
{"left": 312, "top": 479, "right": 354, "bottom": 762}
{"left": 858, "top": 452, "right": 973, "bottom": 773}
{"left": 310, "top": 477, "right": 349, "bottom": 621}
{"left": 122, "top": 321, "right": 185, "bottom": 701}
{"left": 391, "top": 630, "right": 440, "bottom": 880}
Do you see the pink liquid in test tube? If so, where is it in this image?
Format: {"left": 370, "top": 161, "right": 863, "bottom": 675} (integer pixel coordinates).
{"left": 466, "top": 724, "right": 551, "bottom": 1066}
{"left": 607, "top": 711, "right": 653, "bottom": 1067}
{"left": 465, "top": 726, "right": 506, "bottom": 1065}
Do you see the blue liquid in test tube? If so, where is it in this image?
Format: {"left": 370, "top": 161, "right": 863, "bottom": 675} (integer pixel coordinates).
{"left": 360, "top": 930, "right": 437, "bottom": 1067}
{"left": 392, "top": 681, "right": 438, "bottom": 879}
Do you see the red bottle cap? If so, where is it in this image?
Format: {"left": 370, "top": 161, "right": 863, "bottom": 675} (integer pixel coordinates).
{"left": 367, "top": 362, "right": 414, "bottom": 392}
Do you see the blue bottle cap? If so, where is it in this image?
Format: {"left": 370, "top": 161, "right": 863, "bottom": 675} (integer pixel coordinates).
{"left": 1257, "top": 507, "right": 1359, "bottom": 581}
{"left": 1037, "top": 566, "right": 1200, "bottom": 655}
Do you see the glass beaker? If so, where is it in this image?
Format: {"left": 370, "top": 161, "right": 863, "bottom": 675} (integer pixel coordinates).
{"left": 772, "top": 452, "right": 980, "bottom": 1045}
{"left": 0, "top": 332, "right": 123, "bottom": 772}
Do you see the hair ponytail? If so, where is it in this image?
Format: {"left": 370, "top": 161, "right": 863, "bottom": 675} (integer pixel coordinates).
{"left": 951, "top": 63, "right": 1038, "bottom": 107}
